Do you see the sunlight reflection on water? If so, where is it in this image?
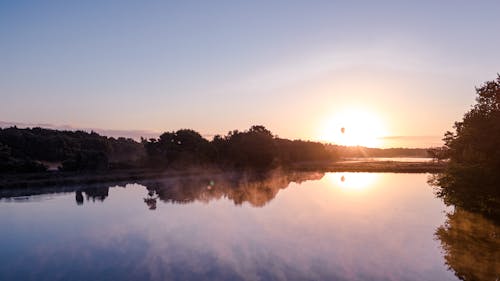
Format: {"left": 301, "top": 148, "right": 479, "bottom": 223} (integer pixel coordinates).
{"left": 327, "top": 172, "right": 380, "bottom": 191}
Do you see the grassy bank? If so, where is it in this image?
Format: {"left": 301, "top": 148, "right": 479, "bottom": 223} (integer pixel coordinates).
{"left": 292, "top": 160, "right": 446, "bottom": 173}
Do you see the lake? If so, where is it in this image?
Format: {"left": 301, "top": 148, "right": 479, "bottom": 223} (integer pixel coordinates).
{"left": 0, "top": 171, "right": 497, "bottom": 281}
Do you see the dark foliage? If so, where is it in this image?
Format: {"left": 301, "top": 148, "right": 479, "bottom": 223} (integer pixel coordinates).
{"left": 276, "top": 139, "right": 337, "bottom": 164}
{"left": 61, "top": 150, "right": 109, "bottom": 171}
{"left": 0, "top": 125, "right": 338, "bottom": 173}
{"left": 211, "top": 126, "right": 278, "bottom": 169}
{"left": 0, "top": 127, "right": 144, "bottom": 172}
{"left": 144, "top": 125, "right": 337, "bottom": 169}
{"left": 1, "top": 123, "right": 435, "bottom": 174}
{"left": 443, "top": 76, "right": 500, "bottom": 171}
{"left": 143, "top": 129, "right": 213, "bottom": 168}
{"left": 431, "top": 75, "right": 500, "bottom": 221}
{"left": 0, "top": 142, "right": 46, "bottom": 173}
{"left": 0, "top": 141, "right": 47, "bottom": 173}
{"left": 427, "top": 147, "right": 449, "bottom": 161}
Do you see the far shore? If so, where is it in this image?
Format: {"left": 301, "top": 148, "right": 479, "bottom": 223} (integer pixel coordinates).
{"left": 291, "top": 160, "right": 445, "bottom": 173}
{"left": 0, "top": 160, "right": 445, "bottom": 189}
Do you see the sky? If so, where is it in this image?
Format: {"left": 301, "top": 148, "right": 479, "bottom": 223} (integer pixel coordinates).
{"left": 1, "top": 1, "right": 500, "bottom": 147}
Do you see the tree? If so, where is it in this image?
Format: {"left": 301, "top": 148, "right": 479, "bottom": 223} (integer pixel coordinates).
{"left": 0, "top": 142, "right": 11, "bottom": 161}
{"left": 143, "top": 129, "right": 213, "bottom": 167}
{"left": 427, "top": 147, "right": 448, "bottom": 162}
{"left": 432, "top": 75, "right": 500, "bottom": 220}
{"left": 223, "top": 125, "right": 277, "bottom": 169}
{"left": 443, "top": 75, "right": 500, "bottom": 169}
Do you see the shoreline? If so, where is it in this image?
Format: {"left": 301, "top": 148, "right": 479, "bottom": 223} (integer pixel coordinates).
{"left": 0, "top": 161, "right": 446, "bottom": 189}
{"left": 291, "top": 160, "right": 445, "bottom": 173}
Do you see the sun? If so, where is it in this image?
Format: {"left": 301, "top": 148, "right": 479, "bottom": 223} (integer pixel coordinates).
{"left": 319, "top": 109, "right": 386, "bottom": 147}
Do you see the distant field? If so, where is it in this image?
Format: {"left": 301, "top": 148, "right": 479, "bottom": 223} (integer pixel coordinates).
{"left": 338, "top": 157, "right": 433, "bottom": 163}
{"left": 293, "top": 159, "right": 445, "bottom": 173}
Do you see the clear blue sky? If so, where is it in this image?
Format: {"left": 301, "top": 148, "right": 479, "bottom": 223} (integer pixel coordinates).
{"left": 1, "top": 1, "right": 499, "bottom": 147}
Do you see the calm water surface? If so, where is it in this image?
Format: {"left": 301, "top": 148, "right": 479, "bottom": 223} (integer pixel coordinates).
{"left": 0, "top": 172, "right": 495, "bottom": 280}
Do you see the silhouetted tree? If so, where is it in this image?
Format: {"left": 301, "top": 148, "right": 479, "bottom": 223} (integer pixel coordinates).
{"left": 61, "top": 150, "right": 109, "bottom": 171}
{"left": 431, "top": 75, "right": 500, "bottom": 220}
{"left": 442, "top": 76, "right": 500, "bottom": 169}
{"left": 2, "top": 125, "right": 341, "bottom": 173}
{"left": 0, "top": 142, "right": 10, "bottom": 161}
{"left": 0, "top": 140, "right": 47, "bottom": 173}
{"left": 222, "top": 125, "right": 277, "bottom": 169}
{"left": 427, "top": 147, "right": 448, "bottom": 162}
{"left": 276, "top": 139, "right": 337, "bottom": 164}
{"left": 144, "top": 129, "right": 213, "bottom": 167}
{"left": 142, "top": 125, "right": 339, "bottom": 169}
{"left": 0, "top": 127, "right": 144, "bottom": 172}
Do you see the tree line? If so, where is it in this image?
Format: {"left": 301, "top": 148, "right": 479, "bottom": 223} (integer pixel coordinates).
{"left": 0, "top": 122, "right": 442, "bottom": 175}
{"left": 0, "top": 125, "right": 338, "bottom": 173}
{"left": 332, "top": 145, "right": 431, "bottom": 158}
{"left": 0, "top": 127, "right": 143, "bottom": 172}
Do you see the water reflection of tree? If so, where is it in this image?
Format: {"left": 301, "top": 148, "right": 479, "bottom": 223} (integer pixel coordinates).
{"left": 435, "top": 208, "right": 499, "bottom": 281}
{"left": 144, "top": 191, "right": 157, "bottom": 210}
{"left": 429, "top": 171, "right": 500, "bottom": 221}
{"left": 431, "top": 169, "right": 500, "bottom": 280}
{"left": 144, "top": 170, "right": 324, "bottom": 208}
{"left": 75, "top": 186, "right": 110, "bottom": 205}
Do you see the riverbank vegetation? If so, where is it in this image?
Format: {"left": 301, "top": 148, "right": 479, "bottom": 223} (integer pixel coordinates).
{"left": 431, "top": 75, "right": 500, "bottom": 221}
{"left": 0, "top": 124, "right": 433, "bottom": 175}
{"left": 0, "top": 125, "right": 340, "bottom": 173}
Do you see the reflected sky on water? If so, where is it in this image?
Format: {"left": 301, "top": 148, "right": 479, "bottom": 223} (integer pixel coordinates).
{"left": 0, "top": 172, "right": 485, "bottom": 281}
